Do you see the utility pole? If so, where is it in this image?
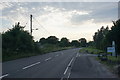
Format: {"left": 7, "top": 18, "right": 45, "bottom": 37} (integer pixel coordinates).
{"left": 118, "top": 1, "right": 120, "bottom": 19}
{"left": 112, "top": 41, "right": 117, "bottom": 57}
{"left": 112, "top": 41, "right": 115, "bottom": 56}
{"left": 30, "top": 14, "right": 32, "bottom": 35}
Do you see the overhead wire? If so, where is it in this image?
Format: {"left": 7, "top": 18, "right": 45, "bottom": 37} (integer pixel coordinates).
{"left": 2, "top": 2, "right": 51, "bottom": 36}
{"left": 32, "top": 16, "right": 51, "bottom": 35}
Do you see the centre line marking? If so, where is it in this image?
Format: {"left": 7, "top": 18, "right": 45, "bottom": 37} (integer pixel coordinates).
{"left": 76, "top": 53, "right": 79, "bottom": 57}
{"left": 22, "top": 62, "right": 41, "bottom": 69}
{"left": 45, "top": 57, "right": 51, "bottom": 61}
{"left": 64, "top": 57, "right": 74, "bottom": 75}
{"left": 68, "top": 72, "right": 71, "bottom": 78}
{"left": 64, "top": 67, "right": 69, "bottom": 75}
{"left": 0, "top": 74, "right": 9, "bottom": 79}
{"left": 60, "top": 77, "right": 64, "bottom": 80}
{"left": 68, "top": 58, "right": 74, "bottom": 67}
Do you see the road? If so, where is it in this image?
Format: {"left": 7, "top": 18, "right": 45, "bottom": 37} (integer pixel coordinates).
{"left": 1, "top": 48, "right": 117, "bottom": 79}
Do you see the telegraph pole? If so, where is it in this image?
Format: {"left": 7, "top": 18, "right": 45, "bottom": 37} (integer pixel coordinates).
{"left": 118, "top": 1, "right": 120, "bottom": 19}
{"left": 112, "top": 41, "right": 115, "bottom": 56}
{"left": 30, "top": 14, "right": 32, "bottom": 35}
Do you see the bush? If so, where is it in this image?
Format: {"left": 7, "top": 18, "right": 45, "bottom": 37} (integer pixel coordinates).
{"left": 2, "top": 22, "right": 41, "bottom": 61}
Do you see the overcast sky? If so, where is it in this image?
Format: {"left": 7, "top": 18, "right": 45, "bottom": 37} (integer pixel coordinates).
{"left": 0, "top": 2, "right": 118, "bottom": 41}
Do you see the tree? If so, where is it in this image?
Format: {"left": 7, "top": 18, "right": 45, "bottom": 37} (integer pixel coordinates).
{"left": 93, "top": 19, "right": 120, "bottom": 55}
{"left": 46, "top": 36, "right": 59, "bottom": 44}
{"left": 71, "top": 40, "right": 80, "bottom": 47}
{"left": 59, "top": 37, "right": 70, "bottom": 47}
{"left": 106, "top": 19, "right": 120, "bottom": 54}
{"left": 79, "top": 38, "right": 87, "bottom": 47}
{"left": 100, "top": 26, "right": 109, "bottom": 50}
{"left": 2, "top": 22, "right": 35, "bottom": 54}
{"left": 93, "top": 26, "right": 108, "bottom": 50}
{"left": 88, "top": 41, "right": 94, "bottom": 47}
{"left": 39, "top": 37, "right": 46, "bottom": 45}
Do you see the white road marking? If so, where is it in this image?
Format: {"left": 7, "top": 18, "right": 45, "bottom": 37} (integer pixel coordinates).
{"left": 76, "top": 53, "right": 79, "bottom": 57}
{"left": 64, "top": 57, "right": 74, "bottom": 75}
{"left": 68, "top": 58, "right": 74, "bottom": 67}
{"left": 76, "top": 54, "right": 77, "bottom": 57}
{"left": 64, "top": 67, "right": 69, "bottom": 75}
{"left": 45, "top": 57, "right": 51, "bottom": 61}
{"left": 0, "top": 74, "right": 9, "bottom": 79}
{"left": 60, "top": 77, "right": 64, "bottom": 80}
{"left": 68, "top": 72, "right": 71, "bottom": 78}
{"left": 22, "top": 62, "right": 41, "bottom": 69}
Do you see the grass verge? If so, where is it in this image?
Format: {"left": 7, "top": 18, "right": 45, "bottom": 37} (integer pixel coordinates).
{"left": 3, "top": 46, "right": 73, "bottom": 62}
{"left": 79, "top": 47, "right": 104, "bottom": 54}
{"left": 3, "top": 53, "right": 40, "bottom": 62}
{"left": 80, "top": 47, "right": 120, "bottom": 77}
{"left": 96, "top": 56, "right": 120, "bottom": 77}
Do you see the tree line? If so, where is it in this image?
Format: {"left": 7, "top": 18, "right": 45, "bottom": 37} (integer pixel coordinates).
{"left": 39, "top": 36, "right": 87, "bottom": 47}
{"left": 3, "top": 19, "right": 119, "bottom": 60}
{"left": 92, "top": 19, "right": 120, "bottom": 55}
{"left": 2, "top": 22, "right": 87, "bottom": 60}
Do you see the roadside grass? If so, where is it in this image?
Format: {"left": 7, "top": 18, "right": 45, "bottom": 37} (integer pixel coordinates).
{"left": 3, "top": 52, "right": 40, "bottom": 62}
{"left": 80, "top": 47, "right": 120, "bottom": 77}
{"left": 107, "top": 56, "right": 120, "bottom": 62}
{"left": 3, "top": 45, "right": 73, "bottom": 62}
{"left": 79, "top": 47, "right": 104, "bottom": 54}
{"left": 41, "top": 44, "right": 73, "bottom": 54}
{"left": 96, "top": 56, "right": 120, "bottom": 67}
{"left": 96, "top": 56, "right": 120, "bottom": 76}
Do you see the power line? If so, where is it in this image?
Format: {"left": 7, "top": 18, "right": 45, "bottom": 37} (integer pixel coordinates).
{"left": 32, "top": 16, "right": 51, "bottom": 34}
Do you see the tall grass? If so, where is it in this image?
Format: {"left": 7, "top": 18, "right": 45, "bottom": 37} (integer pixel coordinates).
{"left": 80, "top": 47, "right": 104, "bottom": 54}
{"left": 3, "top": 44, "right": 73, "bottom": 62}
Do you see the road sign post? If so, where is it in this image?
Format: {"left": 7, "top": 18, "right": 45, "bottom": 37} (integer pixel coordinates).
{"left": 107, "top": 41, "right": 116, "bottom": 56}
{"left": 112, "top": 41, "right": 116, "bottom": 56}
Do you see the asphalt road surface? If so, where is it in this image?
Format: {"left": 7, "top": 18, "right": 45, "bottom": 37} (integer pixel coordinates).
{"left": 1, "top": 48, "right": 117, "bottom": 79}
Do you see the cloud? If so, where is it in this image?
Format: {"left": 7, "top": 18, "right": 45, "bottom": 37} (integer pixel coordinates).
{"left": 1, "top": 2, "right": 118, "bottom": 41}
{"left": 67, "top": 2, "right": 118, "bottom": 25}
{"left": 2, "top": 2, "right": 117, "bottom": 24}
{"left": 70, "top": 10, "right": 90, "bottom": 15}
{"left": 39, "top": 5, "right": 91, "bottom": 26}
{"left": 70, "top": 13, "right": 91, "bottom": 25}
{"left": 0, "top": 2, "right": 13, "bottom": 10}
{"left": 43, "top": 6, "right": 61, "bottom": 12}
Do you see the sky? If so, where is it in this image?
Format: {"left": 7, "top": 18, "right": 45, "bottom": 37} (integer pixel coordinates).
{"left": 0, "top": 1, "right": 118, "bottom": 42}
